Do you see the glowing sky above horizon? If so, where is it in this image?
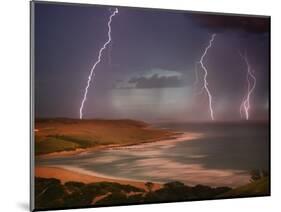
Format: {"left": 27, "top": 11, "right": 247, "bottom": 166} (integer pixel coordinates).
{"left": 34, "top": 2, "right": 270, "bottom": 122}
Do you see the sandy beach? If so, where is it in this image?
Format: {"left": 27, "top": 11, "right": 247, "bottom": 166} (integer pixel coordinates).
{"left": 35, "top": 166, "right": 162, "bottom": 191}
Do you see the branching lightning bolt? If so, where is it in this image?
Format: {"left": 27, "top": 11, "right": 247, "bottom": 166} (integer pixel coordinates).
{"left": 239, "top": 51, "right": 256, "bottom": 120}
{"left": 198, "top": 34, "right": 216, "bottom": 120}
{"left": 79, "top": 8, "right": 118, "bottom": 119}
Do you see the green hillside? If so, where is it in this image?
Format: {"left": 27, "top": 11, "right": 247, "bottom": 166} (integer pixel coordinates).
{"left": 219, "top": 177, "right": 269, "bottom": 198}
{"left": 35, "top": 118, "right": 177, "bottom": 155}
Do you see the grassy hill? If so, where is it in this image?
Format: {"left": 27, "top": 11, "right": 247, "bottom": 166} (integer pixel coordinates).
{"left": 218, "top": 177, "right": 270, "bottom": 198}
{"left": 35, "top": 118, "right": 176, "bottom": 155}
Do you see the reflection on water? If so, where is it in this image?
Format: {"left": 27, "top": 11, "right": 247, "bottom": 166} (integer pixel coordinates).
{"left": 37, "top": 122, "right": 269, "bottom": 188}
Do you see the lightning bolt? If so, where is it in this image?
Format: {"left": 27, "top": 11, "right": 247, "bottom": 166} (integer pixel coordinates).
{"left": 193, "top": 61, "right": 206, "bottom": 96}
{"left": 239, "top": 51, "right": 256, "bottom": 120}
{"left": 198, "top": 34, "right": 216, "bottom": 120}
{"left": 108, "top": 42, "right": 112, "bottom": 66}
{"left": 193, "top": 62, "right": 200, "bottom": 87}
{"left": 79, "top": 8, "right": 118, "bottom": 119}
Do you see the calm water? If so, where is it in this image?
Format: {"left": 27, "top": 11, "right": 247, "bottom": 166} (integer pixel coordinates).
{"left": 37, "top": 122, "right": 269, "bottom": 187}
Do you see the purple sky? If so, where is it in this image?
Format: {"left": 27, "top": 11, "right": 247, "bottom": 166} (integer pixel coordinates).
{"left": 34, "top": 2, "right": 270, "bottom": 122}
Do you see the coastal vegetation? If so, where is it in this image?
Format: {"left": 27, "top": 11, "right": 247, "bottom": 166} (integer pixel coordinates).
{"left": 35, "top": 176, "right": 269, "bottom": 210}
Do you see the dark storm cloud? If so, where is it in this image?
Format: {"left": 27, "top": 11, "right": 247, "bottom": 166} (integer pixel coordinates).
{"left": 128, "top": 74, "right": 185, "bottom": 89}
{"left": 188, "top": 14, "right": 269, "bottom": 34}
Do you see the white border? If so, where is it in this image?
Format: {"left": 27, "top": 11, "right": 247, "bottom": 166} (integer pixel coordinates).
{"left": 1, "top": 0, "right": 280, "bottom": 212}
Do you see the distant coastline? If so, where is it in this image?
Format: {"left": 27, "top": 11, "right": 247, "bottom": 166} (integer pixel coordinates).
{"left": 34, "top": 118, "right": 199, "bottom": 157}
{"left": 36, "top": 131, "right": 201, "bottom": 158}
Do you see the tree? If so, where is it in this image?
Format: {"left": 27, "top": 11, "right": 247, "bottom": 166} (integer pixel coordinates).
{"left": 250, "top": 169, "right": 268, "bottom": 182}
{"left": 145, "top": 182, "right": 154, "bottom": 193}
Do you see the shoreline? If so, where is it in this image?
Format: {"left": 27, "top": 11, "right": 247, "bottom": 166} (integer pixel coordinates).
{"left": 36, "top": 131, "right": 202, "bottom": 159}
{"left": 35, "top": 132, "right": 202, "bottom": 190}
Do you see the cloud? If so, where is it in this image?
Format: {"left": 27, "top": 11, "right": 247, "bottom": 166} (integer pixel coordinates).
{"left": 127, "top": 73, "right": 185, "bottom": 89}
{"left": 188, "top": 13, "right": 269, "bottom": 34}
